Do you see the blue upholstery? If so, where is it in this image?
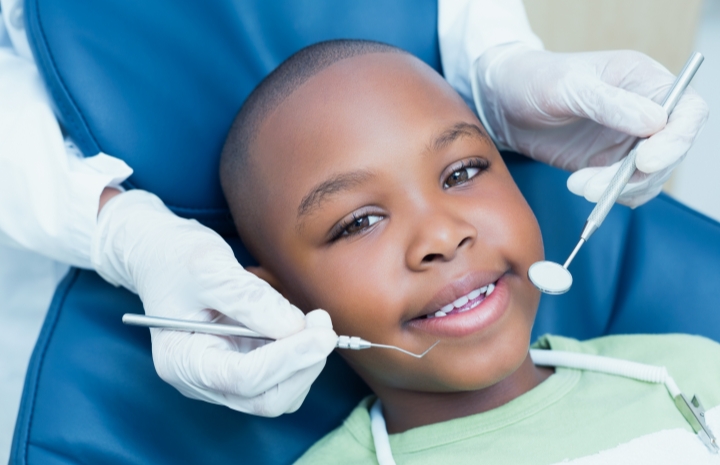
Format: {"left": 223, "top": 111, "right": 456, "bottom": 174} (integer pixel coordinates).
{"left": 12, "top": 0, "right": 720, "bottom": 464}
{"left": 25, "top": 0, "right": 440, "bottom": 233}
{"left": 507, "top": 152, "right": 720, "bottom": 340}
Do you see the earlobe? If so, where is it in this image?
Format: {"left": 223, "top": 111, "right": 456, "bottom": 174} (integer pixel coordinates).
{"left": 246, "top": 266, "right": 286, "bottom": 296}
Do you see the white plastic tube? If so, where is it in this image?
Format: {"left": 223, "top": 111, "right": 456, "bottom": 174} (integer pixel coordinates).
{"left": 530, "top": 349, "right": 681, "bottom": 397}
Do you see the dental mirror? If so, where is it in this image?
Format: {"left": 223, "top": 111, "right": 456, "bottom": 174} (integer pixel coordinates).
{"left": 528, "top": 260, "right": 573, "bottom": 295}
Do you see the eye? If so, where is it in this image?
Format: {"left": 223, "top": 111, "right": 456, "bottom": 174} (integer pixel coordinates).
{"left": 443, "top": 158, "right": 489, "bottom": 188}
{"left": 331, "top": 212, "right": 384, "bottom": 241}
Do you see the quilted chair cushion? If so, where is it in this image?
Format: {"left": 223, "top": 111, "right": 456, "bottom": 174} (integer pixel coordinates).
{"left": 25, "top": 0, "right": 441, "bottom": 233}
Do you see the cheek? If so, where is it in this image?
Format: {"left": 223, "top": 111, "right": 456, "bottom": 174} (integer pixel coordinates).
{"left": 468, "top": 178, "right": 543, "bottom": 318}
{"left": 282, "top": 235, "right": 409, "bottom": 339}
{"left": 477, "top": 168, "right": 544, "bottom": 265}
{"left": 505, "top": 199, "right": 544, "bottom": 326}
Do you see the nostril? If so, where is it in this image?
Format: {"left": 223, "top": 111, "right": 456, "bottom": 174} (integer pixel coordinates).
{"left": 422, "top": 253, "right": 442, "bottom": 263}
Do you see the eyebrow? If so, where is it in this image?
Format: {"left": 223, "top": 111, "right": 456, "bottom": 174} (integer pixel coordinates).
{"left": 297, "top": 170, "right": 375, "bottom": 220}
{"left": 295, "top": 122, "right": 491, "bottom": 222}
{"left": 430, "top": 122, "right": 492, "bottom": 153}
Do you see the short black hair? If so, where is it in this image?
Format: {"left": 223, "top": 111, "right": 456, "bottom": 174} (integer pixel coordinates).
{"left": 220, "top": 39, "right": 406, "bottom": 251}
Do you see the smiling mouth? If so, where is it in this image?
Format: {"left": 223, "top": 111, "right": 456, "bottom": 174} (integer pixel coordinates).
{"left": 417, "top": 280, "right": 497, "bottom": 320}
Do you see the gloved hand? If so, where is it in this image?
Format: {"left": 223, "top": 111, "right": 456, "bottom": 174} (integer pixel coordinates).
{"left": 472, "top": 44, "right": 709, "bottom": 207}
{"left": 92, "top": 190, "right": 338, "bottom": 416}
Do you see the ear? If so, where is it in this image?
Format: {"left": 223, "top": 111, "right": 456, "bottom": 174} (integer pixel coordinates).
{"left": 245, "top": 266, "right": 287, "bottom": 296}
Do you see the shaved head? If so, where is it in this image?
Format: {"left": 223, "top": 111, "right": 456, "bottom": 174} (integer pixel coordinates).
{"left": 220, "top": 40, "right": 406, "bottom": 254}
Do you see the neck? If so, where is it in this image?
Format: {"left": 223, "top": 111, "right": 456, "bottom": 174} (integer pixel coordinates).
{"left": 373, "top": 354, "right": 553, "bottom": 434}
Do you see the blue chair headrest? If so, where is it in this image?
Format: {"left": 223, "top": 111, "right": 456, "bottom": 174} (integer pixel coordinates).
{"left": 26, "top": 0, "right": 441, "bottom": 234}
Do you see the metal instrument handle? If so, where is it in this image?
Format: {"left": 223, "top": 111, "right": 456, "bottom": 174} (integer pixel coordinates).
{"left": 122, "top": 313, "right": 270, "bottom": 339}
{"left": 585, "top": 52, "right": 704, "bottom": 236}
{"left": 122, "top": 314, "right": 439, "bottom": 357}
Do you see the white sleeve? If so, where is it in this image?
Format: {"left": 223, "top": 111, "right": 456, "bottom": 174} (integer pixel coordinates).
{"left": 0, "top": 3, "right": 132, "bottom": 269}
{"left": 438, "top": 0, "right": 543, "bottom": 105}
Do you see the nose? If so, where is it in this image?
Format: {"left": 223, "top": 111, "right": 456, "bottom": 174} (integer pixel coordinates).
{"left": 405, "top": 205, "right": 477, "bottom": 270}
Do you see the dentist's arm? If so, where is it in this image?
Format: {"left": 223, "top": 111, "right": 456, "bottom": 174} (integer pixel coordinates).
{"left": 438, "top": 0, "right": 708, "bottom": 207}
{"left": 0, "top": 26, "right": 131, "bottom": 266}
{"left": 1, "top": 6, "right": 337, "bottom": 416}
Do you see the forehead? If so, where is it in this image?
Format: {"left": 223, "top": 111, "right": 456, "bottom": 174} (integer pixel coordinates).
{"left": 251, "top": 53, "right": 479, "bottom": 219}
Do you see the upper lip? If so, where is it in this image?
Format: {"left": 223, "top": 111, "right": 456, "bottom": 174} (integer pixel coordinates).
{"left": 409, "top": 270, "right": 506, "bottom": 320}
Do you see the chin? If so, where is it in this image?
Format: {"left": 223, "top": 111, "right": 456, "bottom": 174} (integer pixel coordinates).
{"left": 458, "top": 348, "right": 530, "bottom": 391}
{"left": 407, "top": 328, "right": 534, "bottom": 393}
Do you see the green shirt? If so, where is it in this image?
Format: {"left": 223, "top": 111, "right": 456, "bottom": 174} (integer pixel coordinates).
{"left": 295, "top": 334, "right": 720, "bottom": 465}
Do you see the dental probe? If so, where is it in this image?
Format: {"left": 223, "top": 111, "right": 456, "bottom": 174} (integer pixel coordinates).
{"left": 122, "top": 313, "right": 440, "bottom": 359}
{"left": 529, "top": 52, "right": 704, "bottom": 295}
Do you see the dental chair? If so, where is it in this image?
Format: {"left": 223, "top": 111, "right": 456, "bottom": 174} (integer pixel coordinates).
{"left": 11, "top": 0, "right": 720, "bottom": 464}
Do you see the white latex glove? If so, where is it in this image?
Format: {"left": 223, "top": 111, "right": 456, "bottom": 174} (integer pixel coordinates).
{"left": 91, "top": 190, "right": 338, "bottom": 416}
{"left": 472, "top": 44, "right": 709, "bottom": 207}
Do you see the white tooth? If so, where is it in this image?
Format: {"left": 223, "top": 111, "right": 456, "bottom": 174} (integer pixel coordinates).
{"left": 460, "top": 299, "right": 480, "bottom": 313}
{"left": 435, "top": 311, "right": 447, "bottom": 317}
{"left": 467, "top": 289, "right": 482, "bottom": 300}
{"left": 479, "top": 285, "right": 488, "bottom": 294}
{"left": 441, "top": 303, "right": 454, "bottom": 313}
{"left": 453, "top": 296, "right": 469, "bottom": 308}
{"left": 486, "top": 283, "right": 495, "bottom": 296}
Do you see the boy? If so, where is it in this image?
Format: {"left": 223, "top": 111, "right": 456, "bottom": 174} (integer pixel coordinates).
{"left": 220, "top": 40, "right": 720, "bottom": 464}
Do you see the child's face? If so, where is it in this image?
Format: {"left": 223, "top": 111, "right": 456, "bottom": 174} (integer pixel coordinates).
{"left": 246, "top": 53, "right": 544, "bottom": 394}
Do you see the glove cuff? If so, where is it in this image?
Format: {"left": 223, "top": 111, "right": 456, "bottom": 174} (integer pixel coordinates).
{"left": 91, "top": 189, "right": 174, "bottom": 292}
{"left": 470, "top": 42, "right": 539, "bottom": 151}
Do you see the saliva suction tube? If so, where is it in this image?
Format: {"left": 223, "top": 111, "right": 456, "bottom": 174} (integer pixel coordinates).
{"left": 122, "top": 314, "right": 440, "bottom": 359}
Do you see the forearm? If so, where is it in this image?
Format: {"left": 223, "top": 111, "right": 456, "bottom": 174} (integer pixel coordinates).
{"left": 99, "top": 187, "right": 122, "bottom": 213}
{"left": 0, "top": 45, "right": 132, "bottom": 267}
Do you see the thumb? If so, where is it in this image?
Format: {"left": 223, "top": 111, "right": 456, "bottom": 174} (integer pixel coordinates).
{"left": 567, "top": 162, "right": 661, "bottom": 207}
{"left": 567, "top": 162, "right": 622, "bottom": 203}
{"left": 565, "top": 78, "right": 667, "bottom": 137}
{"left": 567, "top": 165, "right": 606, "bottom": 200}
